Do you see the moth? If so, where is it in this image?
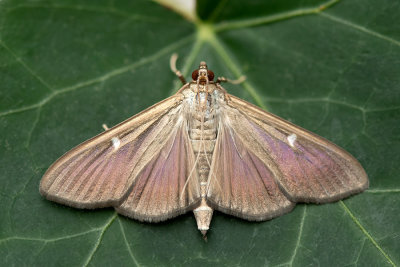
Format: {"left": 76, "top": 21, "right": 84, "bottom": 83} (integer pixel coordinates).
{"left": 40, "top": 55, "right": 368, "bottom": 237}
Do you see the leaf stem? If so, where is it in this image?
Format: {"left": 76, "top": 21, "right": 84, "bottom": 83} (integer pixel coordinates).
{"left": 196, "top": 22, "right": 267, "bottom": 109}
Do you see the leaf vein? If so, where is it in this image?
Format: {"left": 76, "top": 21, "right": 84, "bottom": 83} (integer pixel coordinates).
{"left": 214, "top": 0, "right": 341, "bottom": 32}
{"left": 0, "top": 228, "right": 100, "bottom": 244}
{"left": 340, "top": 201, "right": 396, "bottom": 266}
{"left": 206, "top": 32, "right": 266, "bottom": 109}
{"left": 288, "top": 206, "right": 307, "bottom": 266}
{"left": 0, "top": 34, "right": 193, "bottom": 118}
{"left": 0, "top": 39, "right": 53, "bottom": 92}
{"left": 118, "top": 218, "right": 141, "bottom": 267}
{"left": 366, "top": 189, "right": 400, "bottom": 194}
{"left": 25, "top": 107, "right": 41, "bottom": 149}
{"left": 319, "top": 13, "right": 400, "bottom": 47}
{"left": 83, "top": 213, "right": 117, "bottom": 267}
{"left": 353, "top": 238, "right": 367, "bottom": 265}
{"left": 264, "top": 96, "right": 365, "bottom": 112}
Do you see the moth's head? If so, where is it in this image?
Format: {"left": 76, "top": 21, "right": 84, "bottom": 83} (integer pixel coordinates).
{"left": 192, "top": 61, "right": 214, "bottom": 85}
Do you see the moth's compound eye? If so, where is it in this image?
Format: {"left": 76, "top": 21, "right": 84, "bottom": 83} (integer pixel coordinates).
{"left": 207, "top": 70, "right": 214, "bottom": 81}
{"left": 192, "top": 70, "right": 199, "bottom": 81}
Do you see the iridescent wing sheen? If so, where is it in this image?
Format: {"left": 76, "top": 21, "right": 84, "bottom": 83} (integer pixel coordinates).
{"left": 40, "top": 90, "right": 200, "bottom": 217}
{"left": 116, "top": 122, "right": 201, "bottom": 222}
{"left": 207, "top": 91, "right": 368, "bottom": 220}
{"left": 207, "top": 121, "right": 295, "bottom": 221}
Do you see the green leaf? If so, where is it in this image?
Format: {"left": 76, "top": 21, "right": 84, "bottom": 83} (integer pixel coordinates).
{"left": 0, "top": 0, "right": 399, "bottom": 266}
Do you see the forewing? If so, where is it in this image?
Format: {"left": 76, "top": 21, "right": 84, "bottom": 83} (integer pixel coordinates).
{"left": 40, "top": 93, "right": 190, "bottom": 209}
{"left": 221, "top": 93, "right": 368, "bottom": 204}
{"left": 207, "top": 118, "right": 295, "bottom": 221}
{"left": 116, "top": 121, "right": 201, "bottom": 222}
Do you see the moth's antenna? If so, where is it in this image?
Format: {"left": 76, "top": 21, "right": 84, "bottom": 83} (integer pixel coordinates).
{"left": 216, "top": 75, "right": 246, "bottom": 84}
{"left": 170, "top": 53, "right": 186, "bottom": 85}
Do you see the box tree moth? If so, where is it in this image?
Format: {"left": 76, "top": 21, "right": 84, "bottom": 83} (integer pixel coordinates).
{"left": 40, "top": 55, "right": 368, "bottom": 237}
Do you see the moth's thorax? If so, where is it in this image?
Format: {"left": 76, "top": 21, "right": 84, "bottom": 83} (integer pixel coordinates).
{"left": 189, "top": 82, "right": 216, "bottom": 109}
{"left": 189, "top": 81, "right": 216, "bottom": 93}
{"left": 185, "top": 82, "right": 224, "bottom": 111}
{"left": 182, "top": 83, "right": 222, "bottom": 143}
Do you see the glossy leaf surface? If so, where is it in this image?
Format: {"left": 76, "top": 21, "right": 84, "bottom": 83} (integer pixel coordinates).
{"left": 0, "top": 0, "right": 399, "bottom": 266}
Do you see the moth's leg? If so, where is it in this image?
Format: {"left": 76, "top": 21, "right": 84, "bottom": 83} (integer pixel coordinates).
{"left": 216, "top": 75, "right": 246, "bottom": 84}
{"left": 170, "top": 53, "right": 186, "bottom": 85}
{"left": 102, "top": 124, "right": 110, "bottom": 131}
{"left": 216, "top": 76, "right": 245, "bottom": 103}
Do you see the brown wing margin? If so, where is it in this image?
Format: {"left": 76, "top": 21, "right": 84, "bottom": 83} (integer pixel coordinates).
{"left": 40, "top": 89, "right": 200, "bottom": 214}
{"left": 224, "top": 94, "right": 368, "bottom": 203}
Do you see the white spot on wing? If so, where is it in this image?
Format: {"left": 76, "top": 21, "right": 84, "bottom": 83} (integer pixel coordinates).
{"left": 111, "top": 137, "right": 120, "bottom": 150}
{"left": 287, "top": 133, "right": 297, "bottom": 147}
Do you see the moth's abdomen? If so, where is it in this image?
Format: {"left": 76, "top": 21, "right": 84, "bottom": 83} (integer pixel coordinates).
{"left": 188, "top": 102, "right": 218, "bottom": 235}
{"left": 188, "top": 111, "right": 217, "bottom": 194}
{"left": 189, "top": 112, "right": 217, "bottom": 140}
